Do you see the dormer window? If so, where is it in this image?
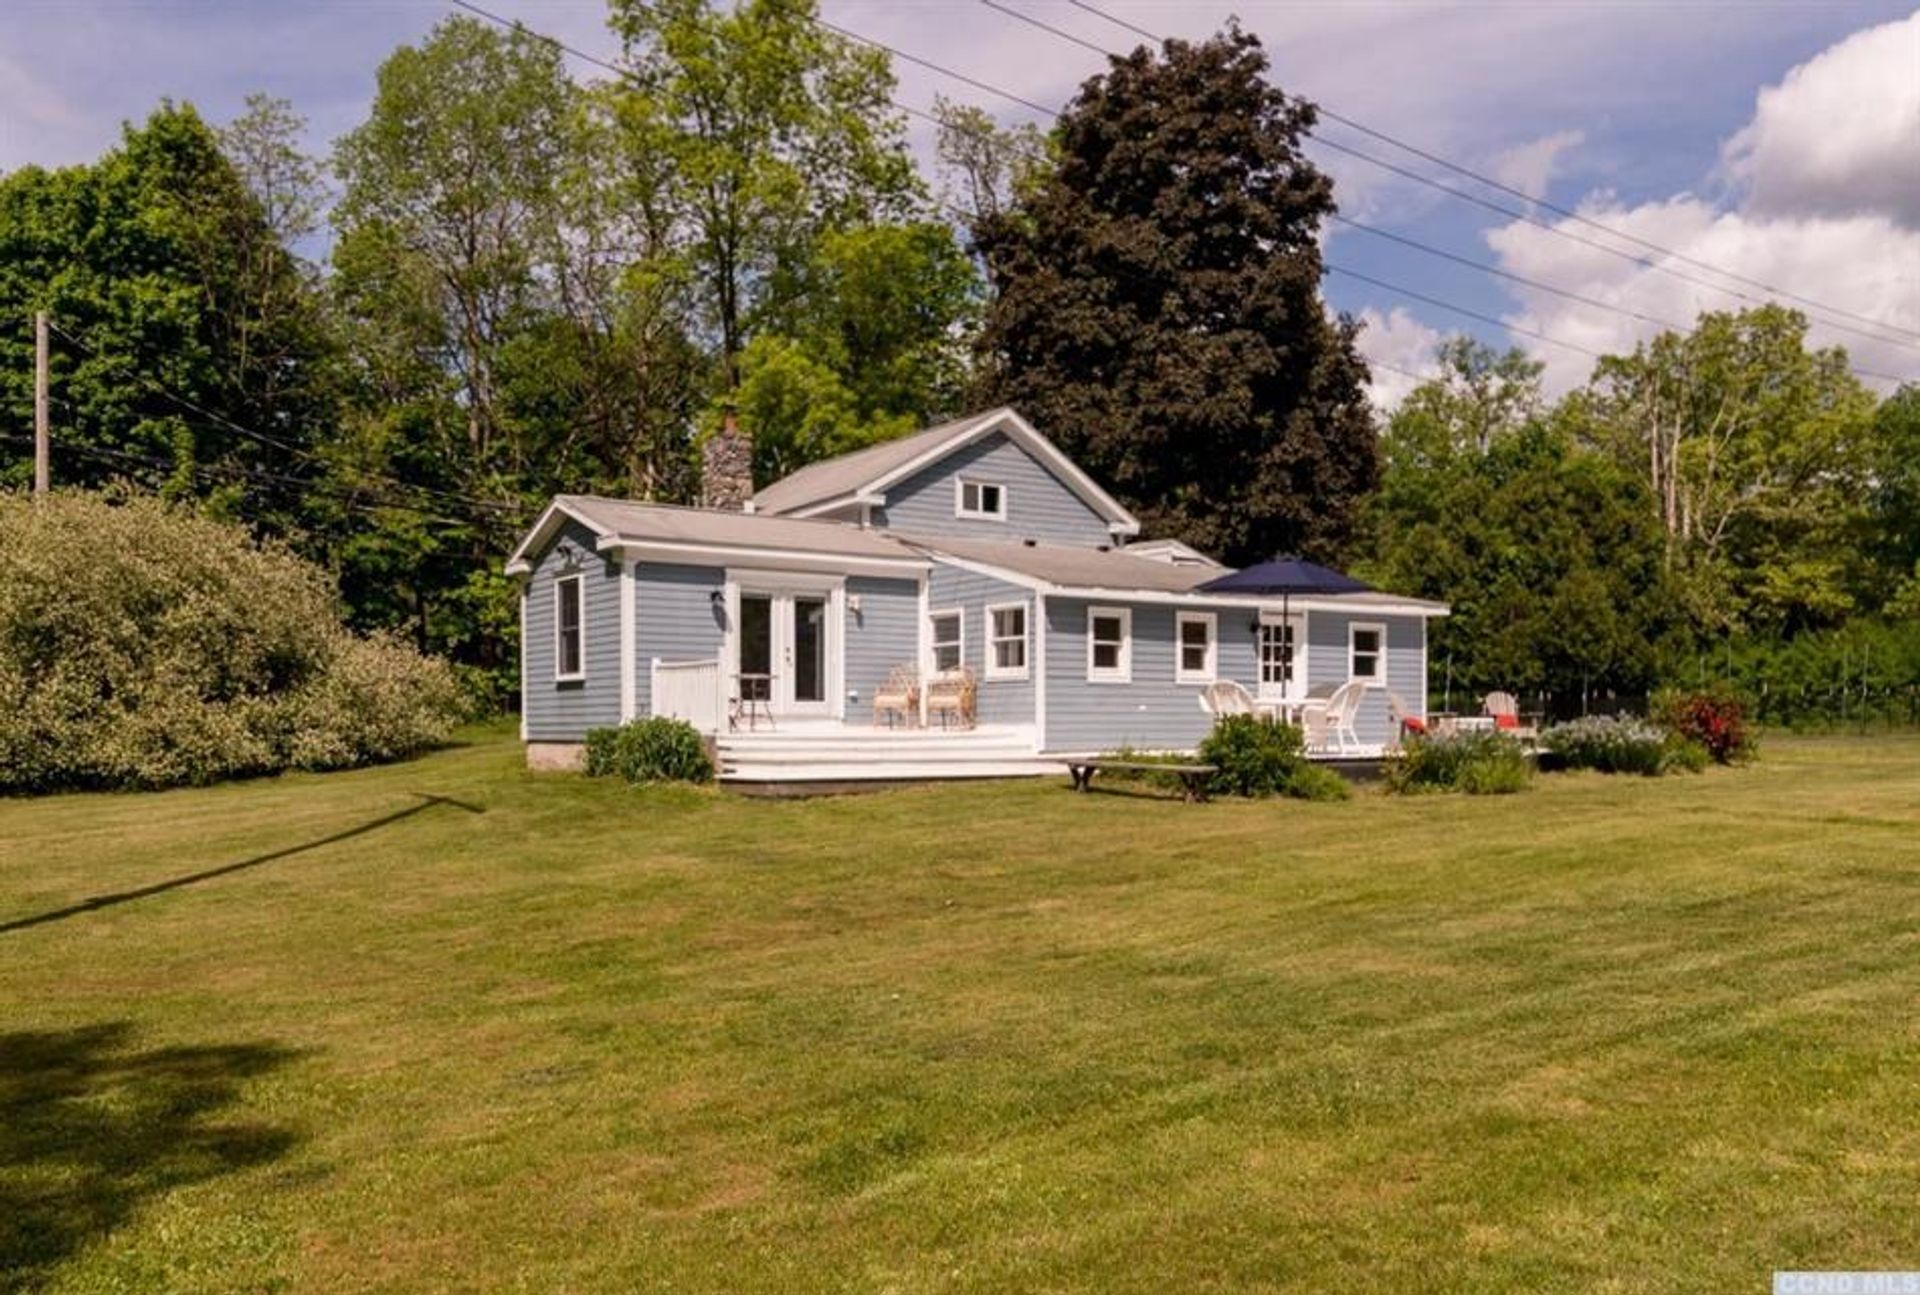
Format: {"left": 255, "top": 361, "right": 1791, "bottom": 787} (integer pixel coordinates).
{"left": 955, "top": 477, "right": 1007, "bottom": 520}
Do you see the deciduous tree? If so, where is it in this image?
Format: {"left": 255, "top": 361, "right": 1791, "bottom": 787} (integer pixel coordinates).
{"left": 973, "top": 26, "right": 1377, "bottom": 565}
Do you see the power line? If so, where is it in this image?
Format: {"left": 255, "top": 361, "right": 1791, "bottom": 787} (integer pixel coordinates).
{"left": 1058, "top": 0, "right": 1920, "bottom": 344}
{"left": 47, "top": 318, "right": 525, "bottom": 519}
{"left": 1324, "top": 263, "right": 1604, "bottom": 359}
{"left": 1, "top": 431, "right": 491, "bottom": 530}
{"left": 1329, "top": 212, "right": 1912, "bottom": 386}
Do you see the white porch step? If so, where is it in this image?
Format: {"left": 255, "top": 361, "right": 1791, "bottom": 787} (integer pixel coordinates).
{"left": 721, "top": 758, "right": 1068, "bottom": 783}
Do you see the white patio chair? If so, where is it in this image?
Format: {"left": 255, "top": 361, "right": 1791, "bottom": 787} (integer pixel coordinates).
{"left": 1197, "top": 680, "right": 1257, "bottom": 719}
{"left": 1314, "top": 680, "right": 1370, "bottom": 755}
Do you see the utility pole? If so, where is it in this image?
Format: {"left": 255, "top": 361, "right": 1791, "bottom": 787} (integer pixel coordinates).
{"left": 33, "top": 310, "right": 50, "bottom": 497}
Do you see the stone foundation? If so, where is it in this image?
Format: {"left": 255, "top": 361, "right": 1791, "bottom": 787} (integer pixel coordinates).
{"left": 525, "top": 741, "right": 587, "bottom": 772}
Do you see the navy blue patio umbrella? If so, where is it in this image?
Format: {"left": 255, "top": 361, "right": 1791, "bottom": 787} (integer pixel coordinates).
{"left": 1197, "top": 556, "right": 1373, "bottom": 695}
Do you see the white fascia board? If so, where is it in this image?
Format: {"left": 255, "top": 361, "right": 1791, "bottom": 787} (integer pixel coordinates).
{"left": 864, "top": 409, "right": 1143, "bottom": 536}
{"left": 503, "top": 498, "right": 610, "bottom": 576}
{"left": 786, "top": 491, "right": 883, "bottom": 520}
{"left": 598, "top": 537, "right": 929, "bottom": 579}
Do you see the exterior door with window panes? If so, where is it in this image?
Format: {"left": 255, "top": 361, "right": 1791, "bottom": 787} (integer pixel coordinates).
{"left": 736, "top": 589, "right": 833, "bottom": 717}
{"left": 1258, "top": 613, "right": 1305, "bottom": 702}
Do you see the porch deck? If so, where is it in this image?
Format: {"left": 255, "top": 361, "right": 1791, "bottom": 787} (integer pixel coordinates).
{"left": 712, "top": 719, "right": 1387, "bottom": 785}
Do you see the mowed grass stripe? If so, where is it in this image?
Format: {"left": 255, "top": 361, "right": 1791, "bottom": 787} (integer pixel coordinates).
{"left": 1, "top": 730, "right": 1916, "bottom": 1292}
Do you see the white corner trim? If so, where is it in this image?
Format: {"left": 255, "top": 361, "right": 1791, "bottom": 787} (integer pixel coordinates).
{"left": 918, "top": 577, "right": 933, "bottom": 727}
{"left": 1175, "top": 610, "right": 1218, "bottom": 685}
{"left": 1085, "top": 605, "right": 1132, "bottom": 684}
{"left": 518, "top": 586, "right": 528, "bottom": 740}
{"left": 619, "top": 558, "right": 637, "bottom": 721}
{"left": 983, "top": 600, "right": 1031, "bottom": 681}
{"left": 1032, "top": 594, "right": 1048, "bottom": 753}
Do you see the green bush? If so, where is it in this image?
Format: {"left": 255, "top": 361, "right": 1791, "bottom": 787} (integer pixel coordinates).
{"left": 584, "top": 717, "right": 714, "bottom": 785}
{"left": 0, "top": 490, "right": 465, "bottom": 793}
{"left": 1279, "top": 761, "right": 1352, "bottom": 802}
{"left": 1198, "top": 715, "right": 1306, "bottom": 797}
{"left": 1386, "top": 730, "right": 1533, "bottom": 795}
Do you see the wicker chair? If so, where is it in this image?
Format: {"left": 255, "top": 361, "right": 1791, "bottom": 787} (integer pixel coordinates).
{"left": 1197, "top": 679, "right": 1258, "bottom": 718}
{"left": 872, "top": 664, "right": 920, "bottom": 729}
{"left": 925, "top": 667, "right": 977, "bottom": 730}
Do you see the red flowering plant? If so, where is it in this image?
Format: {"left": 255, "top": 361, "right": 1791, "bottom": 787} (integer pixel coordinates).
{"left": 1655, "top": 687, "right": 1755, "bottom": 765}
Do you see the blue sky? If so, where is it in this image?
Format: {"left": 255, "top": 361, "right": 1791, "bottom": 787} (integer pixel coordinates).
{"left": 4, "top": 1, "right": 1916, "bottom": 400}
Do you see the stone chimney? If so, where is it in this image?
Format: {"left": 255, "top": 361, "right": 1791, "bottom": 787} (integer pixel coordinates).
{"left": 701, "top": 407, "right": 754, "bottom": 512}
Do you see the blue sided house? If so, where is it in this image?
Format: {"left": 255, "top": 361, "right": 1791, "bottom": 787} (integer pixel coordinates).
{"left": 505, "top": 408, "right": 1449, "bottom": 782}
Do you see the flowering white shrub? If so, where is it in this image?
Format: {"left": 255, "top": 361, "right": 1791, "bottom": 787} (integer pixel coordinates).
{"left": 0, "top": 490, "right": 465, "bottom": 792}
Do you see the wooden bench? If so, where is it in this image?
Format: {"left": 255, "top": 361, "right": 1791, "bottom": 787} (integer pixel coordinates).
{"left": 1066, "top": 760, "right": 1219, "bottom": 803}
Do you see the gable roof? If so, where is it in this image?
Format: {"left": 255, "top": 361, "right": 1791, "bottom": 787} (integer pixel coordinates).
{"left": 750, "top": 406, "right": 1142, "bottom": 535}
{"left": 504, "top": 495, "right": 922, "bottom": 575}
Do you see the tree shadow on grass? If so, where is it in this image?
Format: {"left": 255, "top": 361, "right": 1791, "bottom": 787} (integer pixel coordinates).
{"left": 0, "top": 793, "right": 484, "bottom": 937}
{"left": 0, "top": 1022, "right": 300, "bottom": 1294}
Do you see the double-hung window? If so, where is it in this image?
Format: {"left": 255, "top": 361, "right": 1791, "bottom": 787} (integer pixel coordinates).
{"left": 1175, "top": 612, "right": 1216, "bottom": 684}
{"left": 554, "top": 574, "right": 586, "bottom": 681}
{"left": 930, "top": 610, "right": 963, "bottom": 674}
{"left": 985, "top": 602, "right": 1028, "bottom": 679}
{"left": 1087, "top": 606, "right": 1131, "bottom": 683}
{"left": 955, "top": 478, "right": 1007, "bottom": 520}
{"left": 1349, "top": 622, "right": 1386, "bottom": 684}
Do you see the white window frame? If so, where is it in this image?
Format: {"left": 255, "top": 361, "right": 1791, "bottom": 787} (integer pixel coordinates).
{"left": 1085, "top": 605, "right": 1132, "bottom": 683}
{"left": 1349, "top": 621, "right": 1387, "bottom": 684}
{"left": 984, "top": 601, "right": 1029, "bottom": 680}
{"left": 929, "top": 608, "right": 964, "bottom": 675}
{"left": 954, "top": 476, "right": 1008, "bottom": 521}
{"left": 553, "top": 573, "right": 586, "bottom": 682}
{"left": 1175, "top": 611, "right": 1217, "bottom": 685}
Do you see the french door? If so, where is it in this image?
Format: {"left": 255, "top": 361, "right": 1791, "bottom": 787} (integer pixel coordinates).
{"left": 1257, "top": 613, "right": 1306, "bottom": 702}
{"left": 736, "top": 589, "right": 834, "bottom": 717}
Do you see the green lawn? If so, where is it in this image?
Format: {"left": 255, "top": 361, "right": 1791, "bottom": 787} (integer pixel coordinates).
{"left": 3, "top": 731, "right": 1918, "bottom": 1293}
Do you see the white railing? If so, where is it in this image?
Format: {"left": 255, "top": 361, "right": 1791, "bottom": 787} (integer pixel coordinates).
{"left": 650, "top": 657, "right": 724, "bottom": 734}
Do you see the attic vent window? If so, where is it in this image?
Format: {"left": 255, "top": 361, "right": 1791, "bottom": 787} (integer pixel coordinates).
{"left": 955, "top": 478, "right": 1007, "bottom": 521}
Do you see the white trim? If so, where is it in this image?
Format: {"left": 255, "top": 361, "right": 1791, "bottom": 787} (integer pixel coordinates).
{"left": 954, "top": 475, "right": 1009, "bottom": 521}
{"left": 786, "top": 491, "right": 881, "bottom": 520}
{"left": 1033, "top": 594, "right": 1048, "bottom": 753}
{"left": 518, "top": 587, "right": 528, "bottom": 740}
{"left": 984, "top": 601, "right": 1030, "bottom": 681}
{"left": 600, "top": 537, "right": 926, "bottom": 579}
{"left": 553, "top": 573, "right": 586, "bottom": 683}
{"left": 1349, "top": 620, "right": 1387, "bottom": 684}
{"left": 505, "top": 497, "right": 611, "bottom": 576}
{"left": 1175, "top": 610, "right": 1217, "bottom": 685}
{"left": 917, "top": 576, "right": 932, "bottom": 726}
{"left": 928, "top": 606, "right": 965, "bottom": 676}
{"left": 1085, "top": 605, "right": 1132, "bottom": 684}
{"left": 619, "top": 558, "right": 636, "bottom": 720}
{"left": 863, "top": 409, "right": 1142, "bottom": 536}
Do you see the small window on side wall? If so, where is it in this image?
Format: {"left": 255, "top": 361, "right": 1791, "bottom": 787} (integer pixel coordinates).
{"left": 1349, "top": 622, "right": 1385, "bottom": 683}
{"left": 956, "top": 477, "right": 1007, "bottom": 520}
{"left": 1176, "top": 612, "right": 1216, "bottom": 684}
{"left": 555, "top": 574, "right": 585, "bottom": 681}
{"left": 930, "top": 610, "right": 963, "bottom": 674}
{"left": 1087, "top": 606, "right": 1131, "bottom": 682}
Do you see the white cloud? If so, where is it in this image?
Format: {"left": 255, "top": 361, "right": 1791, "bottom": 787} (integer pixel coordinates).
{"left": 1492, "top": 129, "right": 1584, "bottom": 199}
{"left": 1486, "top": 10, "right": 1920, "bottom": 396}
{"left": 1723, "top": 10, "right": 1920, "bottom": 225}
{"left": 1355, "top": 306, "right": 1445, "bottom": 410}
